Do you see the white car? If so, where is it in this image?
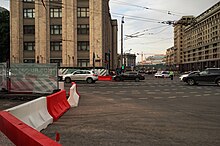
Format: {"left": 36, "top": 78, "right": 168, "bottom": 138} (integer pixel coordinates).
{"left": 62, "top": 70, "right": 98, "bottom": 83}
{"left": 179, "top": 71, "right": 200, "bottom": 81}
{"left": 154, "top": 71, "right": 170, "bottom": 78}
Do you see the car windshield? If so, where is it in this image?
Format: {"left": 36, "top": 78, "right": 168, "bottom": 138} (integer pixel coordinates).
{"left": 200, "top": 70, "right": 208, "bottom": 75}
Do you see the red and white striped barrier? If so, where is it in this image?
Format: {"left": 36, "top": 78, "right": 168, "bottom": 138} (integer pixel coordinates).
{"left": 68, "top": 82, "right": 80, "bottom": 107}
{"left": 0, "top": 111, "right": 61, "bottom": 146}
{"left": 0, "top": 86, "right": 81, "bottom": 145}
{"left": 47, "top": 90, "right": 70, "bottom": 121}
{"left": 5, "top": 97, "right": 53, "bottom": 131}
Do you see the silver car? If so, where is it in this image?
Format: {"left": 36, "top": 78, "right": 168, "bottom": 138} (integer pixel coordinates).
{"left": 62, "top": 70, "right": 98, "bottom": 83}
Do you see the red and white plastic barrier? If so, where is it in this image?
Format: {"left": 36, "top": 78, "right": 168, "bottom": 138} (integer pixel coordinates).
{"left": 0, "top": 111, "right": 61, "bottom": 146}
{"left": 47, "top": 90, "right": 70, "bottom": 121}
{"left": 0, "top": 87, "right": 79, "bottom": 145}
{"left": 98, "top": 76, "right": 112, "bottom": 81}
{"left": 5, "top": 97, "right": 53, "bottom": 131}
{"left": 68, "top": 82, "right": 80, "bottom": 107}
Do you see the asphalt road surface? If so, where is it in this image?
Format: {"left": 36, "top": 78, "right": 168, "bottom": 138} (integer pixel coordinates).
{"left": 40, "top": 76, "right": 220, "bottom": 146}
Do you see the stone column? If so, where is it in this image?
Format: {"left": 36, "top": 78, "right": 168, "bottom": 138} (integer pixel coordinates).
{"left": 10, "top": 0, "right": 23, "bottom": 63}
{"left": 90, "top": 0, "right": 103, "bottom": 67}
{"left": 35, "top": 0, "right": 50, "bottom": 64}
{"left": 62, "top": 0, "right": 77, "bottom": 67}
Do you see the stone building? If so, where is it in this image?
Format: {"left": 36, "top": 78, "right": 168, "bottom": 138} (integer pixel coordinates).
{"left": 182, "top": 2, "right": 220, "bottom": 71}
{"left": 10, "top": 0, "right": 118, "bottom": 69}
{"left": 167, "top": 2, "right": 220, "bottom": 72}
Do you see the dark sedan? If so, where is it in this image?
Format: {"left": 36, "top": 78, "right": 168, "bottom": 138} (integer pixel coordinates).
{"left": 113, "top": 72, "right": 145, "bottom": 82}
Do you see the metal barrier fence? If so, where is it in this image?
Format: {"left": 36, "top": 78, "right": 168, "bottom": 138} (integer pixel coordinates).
{"left": 8, "top": 64, "right": 58, "bottom": 93}
{"left": 0, "top": 63, "right": 7, "bottom": 91}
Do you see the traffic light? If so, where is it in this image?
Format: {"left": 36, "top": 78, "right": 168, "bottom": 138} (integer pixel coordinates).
{"left": 122, "top": 65, "right": 125, "bottom": 70}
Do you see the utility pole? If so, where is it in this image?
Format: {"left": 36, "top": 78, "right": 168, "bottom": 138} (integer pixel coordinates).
{"left": 121, "top": 16, "right": 124, "bottom": 68}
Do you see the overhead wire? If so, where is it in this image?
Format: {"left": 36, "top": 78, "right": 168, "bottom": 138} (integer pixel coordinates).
{"left": 111, "top": 0, "right": 187, "bottom": 16}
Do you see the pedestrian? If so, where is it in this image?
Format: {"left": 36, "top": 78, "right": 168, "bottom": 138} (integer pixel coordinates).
{"left": 169, "top": 71, "right": 174, "bottom": 80}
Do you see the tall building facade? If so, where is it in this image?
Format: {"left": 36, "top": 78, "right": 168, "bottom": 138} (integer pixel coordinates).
{"left": 10, "top": 0, "right": 118, "bottom": 69}
{"left": 169, "top": 2, "right": 220, "bottom": 72}
{"left": 182, "top": 2, "right": 220, "bottom": 71}
{"left": 173, "top": 16, "right": 195, "bottom": 70}
{"left": 166, "top": 46, "right": 175, "bottom": 69}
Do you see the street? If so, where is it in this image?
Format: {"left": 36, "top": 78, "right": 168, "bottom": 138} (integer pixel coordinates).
{"left": 41, "top": 75, "right": 220, "bottom": 146}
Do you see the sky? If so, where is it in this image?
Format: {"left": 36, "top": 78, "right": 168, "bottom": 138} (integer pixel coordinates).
{"left": 0, "top": 0, "right": 219, "bottom": 62}
{"left": 109, "top": 0, "right": 219, "bottom": 61}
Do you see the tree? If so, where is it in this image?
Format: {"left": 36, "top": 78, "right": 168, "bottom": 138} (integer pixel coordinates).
{"left": 0, "top": 8, "right": 10, "bottom": 63}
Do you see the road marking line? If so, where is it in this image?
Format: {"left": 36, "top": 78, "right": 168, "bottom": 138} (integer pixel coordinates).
{"left": 204, "top": 94, "right": 210, "bottom": 96}
{"left": 182, "top": 96, "right": 189, "bottom": 98}
{"left": 121, "top": 98, "right": 132, "bottom": 100}
{"left": 168, "top": 96, "right": 176, "bottom": 99}
{"left": 162, "top": 92, "right": 170, "bottom": 94}
{"left": 138, "top": 98, "right": 148, "bottom": 100}
{"left": 115, "top": 92, "right": 124, "bottom": 95}
{"left": 190, "top": 92, "right": 198, "bottom": 94}
{"left": 214, "top": 93, "right": 220, "bottom": 95}
{"left": 106, "top": 99, "right": 114, "bottom": 101}
{"left": 119, "top": 91, "right": 126, "bottom": 93}
{"left": 176, "top": 92, "right": 184, "bottom": 94}
{"left": 195, "top": 95, "right": 202, "bottom": 97}
{"left": 146, "top": 92, "right": 156, "bottom": 94}
{"left": 153, "top": 97, "right": 163, "bottom": 99}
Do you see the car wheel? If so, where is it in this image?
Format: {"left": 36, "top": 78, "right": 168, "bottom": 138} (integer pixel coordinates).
{"left": 65, "top": 77, "right": 71, "bottom": 83}
{"left": 217, "top": 79, "right": 220, "bottom": 86}
{"left": 135, "top": 78, "right": 140, "bottom": 82}
{"left": 115, "top": 77, "right": 120, "bottom": 81}
{"left": 187, "top": 79, "right": 195, "bottom": 86}
{"left": 87, "top": 78, "right": 93, "bottom": 84}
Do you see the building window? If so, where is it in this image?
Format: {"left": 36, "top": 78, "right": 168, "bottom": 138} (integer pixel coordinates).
{"left": 50, "top": 25, "right": 62, "bottom": 34}
{"left": 23, "top": 0, "right": 34, "bottom": 2}
{"left": 77, "top": 7, "right": 89, "bottom": 17}
{"left": 50, "top": 59, "right": 62, "bottom": 66}
{"left": 77, "top": 41, "right": 89, "bottom": 51}
{"left": 23, "top": 59, "right": 35, "bottom": 63}
{"left": 24, "top": 42, "right": 35, "bottom": 51}
{"left": 50, "top": 42, "right": 62, "bottom": 51}
{"left": 24, "top": 25, "right": 35, "bottom": 34}
{"left": 24, "top": 9, "right": 35, "bottom": 18}
{"left": 50, "top": 8, "right": 62, "bottom": 18}
{"left": 213, "top": 43, "right": 217, "bottom": 47}
{"left": 77, "top": 24, "right": 89, "bottom": 34}
{"left": 77, "top": 59, "right": 89, "bottom": 67}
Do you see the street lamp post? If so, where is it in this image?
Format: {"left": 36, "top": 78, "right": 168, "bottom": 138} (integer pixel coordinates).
{"left": 121, "top": 16, "right": 124, "bottom": 68}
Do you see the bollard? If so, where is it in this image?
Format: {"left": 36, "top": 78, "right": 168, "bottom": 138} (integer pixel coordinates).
{"left": 55, "top": 131, "right": 60, "bottom": 143}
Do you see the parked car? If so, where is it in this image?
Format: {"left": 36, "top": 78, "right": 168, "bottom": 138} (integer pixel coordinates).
{"left": 62, "top": 70, "right": 98, "bottom": 83}
{"left": 113, "top": 71, "right": 145, "bottom": 82}
{"left": 183, "top": 68, "right": 220, "bottom": 86}
{"left": 154, "top": 71, "right": 170, "bottom": 78}
{"left": 179, "top": 71, "right": 200, "bottom": 81}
